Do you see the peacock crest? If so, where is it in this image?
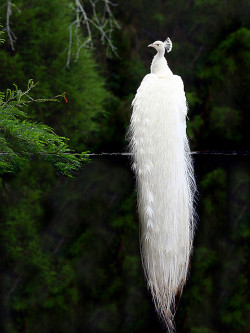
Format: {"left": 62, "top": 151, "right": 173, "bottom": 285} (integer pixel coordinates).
{"left": 164, "top": 37, "right": 172, "bottom": 53}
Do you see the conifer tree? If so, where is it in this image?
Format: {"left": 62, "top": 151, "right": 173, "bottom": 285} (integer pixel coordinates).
{"left": 0, "top": 0, "right": 109, "bottom": 151}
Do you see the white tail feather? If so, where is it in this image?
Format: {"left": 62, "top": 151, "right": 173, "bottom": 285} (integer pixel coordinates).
{"left": 128, "top": 73, "right": 197, "bottom": 331}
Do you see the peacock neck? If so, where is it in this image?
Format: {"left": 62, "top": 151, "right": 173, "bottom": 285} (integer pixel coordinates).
{"left": 150, "top": 50, "right": 173, "bottom": 77}
{"left": 156, "top": 49, "right": 165, "bottom": 58}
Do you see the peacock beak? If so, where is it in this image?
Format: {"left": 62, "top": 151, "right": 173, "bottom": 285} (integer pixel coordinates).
{"left": 148, "top": 44, "right": 154, "bottom": 48}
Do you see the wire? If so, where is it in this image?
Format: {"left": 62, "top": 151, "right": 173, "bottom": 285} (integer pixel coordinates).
{"left": 87, "top": 151, "right": 250, "bottom": 156}
{"left": 0, "top": 151, "right": 249, "bottom": 156}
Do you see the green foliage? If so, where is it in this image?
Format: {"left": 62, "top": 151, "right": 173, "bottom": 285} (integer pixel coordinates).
{"left": 176, "top": 163, "right": 250, "bottom": 332}
{"left": 187, "top": 114, "right": 204, "bottom": 140}
{"left": 1, "top": 164, "right": 78, "bottom": 332}
{"left": 210, "top": 106, "right": 242, "bottom": 141}
{"left": 0, "top": 80, "right": 85, "bottom": 176}
{"left": 197, "top": 27, "right": 250, "bottom": 147}
{"left": 0, "top": 25, "right": 4, "bottom": 43}
{"left": 1, "top": 159, "right": 150, "bottom": 333}
{"left": 0, "top": 0, "right": 109, "bottom": 151}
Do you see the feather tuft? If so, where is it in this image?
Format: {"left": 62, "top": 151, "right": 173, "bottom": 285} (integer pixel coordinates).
{"left": 164, "top": 37, "right": 173, "bottom": 53}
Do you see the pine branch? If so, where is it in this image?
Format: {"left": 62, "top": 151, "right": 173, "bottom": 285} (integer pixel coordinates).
{"left": 0, "top": 80, "right": 87, "bottom": 176}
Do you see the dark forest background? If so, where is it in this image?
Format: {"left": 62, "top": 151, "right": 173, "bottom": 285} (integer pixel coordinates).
{"left": 0, "top": 1, "right": 249, "bottom": 332}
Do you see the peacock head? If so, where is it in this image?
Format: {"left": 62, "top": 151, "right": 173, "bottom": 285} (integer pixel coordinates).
{"left": 148, "top": 38, "right": 172, "bottom": 54}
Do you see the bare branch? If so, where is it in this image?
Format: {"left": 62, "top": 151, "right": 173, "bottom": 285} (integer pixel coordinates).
{"left": 66, "top": 0, "right": 120, "bottom": 66}
{"left": 5, "top": 1, "right": 21, "bottom": 51}
{"left": 75, "top": 0, "right": 93, "bottom": 47}
{"left": 65, "top": 20, "right": 77, "bottom": 68}
{"left": 6, "top": 276, "right": 21, "bottom": 300}
{"left": 6, "top": 1, "right": 15, "bottom": 50}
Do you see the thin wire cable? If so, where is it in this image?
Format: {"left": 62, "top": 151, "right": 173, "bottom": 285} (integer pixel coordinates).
{"left": 86, "top": 151, "right": 250, "bottom": 156}
{"left": 0, "top": 151, "right": 250, "bottom": 156}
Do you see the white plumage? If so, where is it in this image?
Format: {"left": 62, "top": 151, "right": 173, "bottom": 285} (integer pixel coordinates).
{"left": 128, "top": 39, "right": 197, "bottom": 331}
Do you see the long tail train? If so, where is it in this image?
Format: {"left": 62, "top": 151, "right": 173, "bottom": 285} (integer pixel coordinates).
{"left": 128, "top": 72, "right": 197, "bottom": 331}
